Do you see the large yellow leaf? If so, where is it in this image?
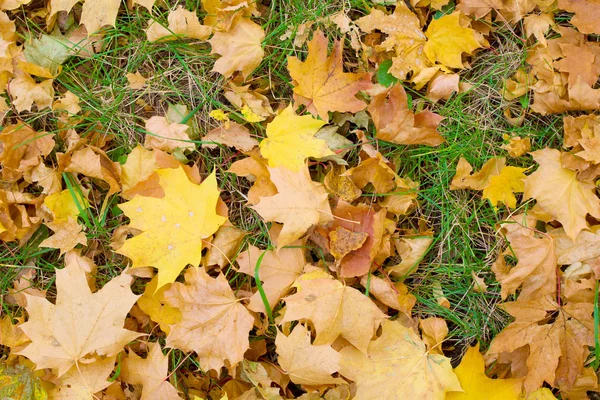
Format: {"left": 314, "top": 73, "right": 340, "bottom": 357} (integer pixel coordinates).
{"left": 259, "top": 105, "right": 331, "bottom": 172}
{"left": 163, "top": 267, "right": 254, "bottom": 372}
{"left": 280, "top": 273, "right": 386, "bottom": 354}
{"left": 287, "top": 30, "right": 372, "bottom": 122}
{"left": 339, "top": 319, "right": 462, "bottom": 398}
{"left": 523, "top": 148, "right": 600, "bottom": 240}
{"left": 481, "top": 166, "right": 526, "bottom": 208}
{"left": 251, "top": 165, "right": 332, "bottom": 249}
{"left": 16, "top": 259, "right": 141, "bottom": 377}
{"left": 447, "top": 343, "right": 523, "bottom": 400}
{"left": 424, "top": 12, "right": 485, "bottom": 69}
{"left": 117, "top": 167, "right": 227, "bottom": 290}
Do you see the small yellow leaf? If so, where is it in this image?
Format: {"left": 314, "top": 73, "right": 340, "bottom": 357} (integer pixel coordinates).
{"left": 43, "top": 189, "right": 88, "bottom": 223}
{"left": 259, "top": 105, "right": 332, "bottom": 172}
{"left": 137, "top": 276, "right": 182, "bottom": 334}
{"left": 482, "top": 166, "right": 527, "bottom": 208}
{"left": 424, "top": 12, "right": 485, "bottom": 69}
{"left": 447, "top": 343, "right": 523, "bottom": 400}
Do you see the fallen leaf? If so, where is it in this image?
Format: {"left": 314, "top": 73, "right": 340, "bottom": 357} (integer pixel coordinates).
{"left": 251, "top": 165, "right": 333, "bottom": 249}
{"left": 121, "top": 343, "right": 180, "bottom": 400}
{"left": 523, "top": 13, "right": 553, "bottom": 47}
{"left": 388, "top": 234, "right": 434, "bottom": 277}
{"left": 50, "top": 356, "right": 115, "bottom": 399}
{"left": 59, "top": 146, "right": 122, "bottom": 195}
{"left": 137, "top": 276, "right": 182, "bottom": 334}
{"left": 126, "top": 71, "right": 147, "bottom": 89}
{"left": 482, "top": 166, "right": 526, "bottom": 208}
{"left": 339, "top": 319, "right": 462, "bottom": 398}
{"left": 275, "top": 324, "right": 344, "bottom": 386}
{"left": 424, "top": 11, "right": 486, "bottom": 69}
{"left": 117, "top": 167, "right": 227, "bottom": 290}
{"left": 523, "top": 148, "right": 600, "bottom": 240}
{"left": 9, "top": 73, "right": 54, "bottom": 113}
{"left": 360, "top": 274, "right": 416, "bottom": 315}
{"left": 39, "top": 217, "right": 87, "bottom": 255}
{"left": 228, "top": 153, "right": 277, "bottom": 205}
{"left": 447, "top": 343, "right": 523, "bottom": 400}
{"left": 204, "top": 224, "right": 247, "bottom": 269}
{"left": 288, "top": 30, "right": 372, "bottom": 121}
{"left": 202, "top": 122, "right": 258, "bottom": 152}
{"left": 258, "top": 105, "right": 331, "bottom": 171}
{"left": 471, "top": 272, "right": 488, "bottom": 293}
{"left": 323, "top": 164, "right": 362, "bottom": 202}
{"left": 419, "top": 317, "right": 448, "bottom": 355}
{"left": 16, "top": 259, "right": 141, "bottom": 377}
{"left": 0, "top": 362, "right": 46, "bottom": 399}
{"left": 237, "top": 232, "right": 305, "bottom": 314}
{"left": 427, "top": 72, "right": 460, "bottom": 102}
{"left": 494, "top": 216, "right": 556, "bottom": 300}
{"left": 209, "top": 19, "right": 264, "bottom": 79}
{"left": 146, "top": 6, "right": 211, "bottom": 42}
{"left": 164, "top": 266, "right": 254, "bottom": 371}
{"left": 503, "top": 136, "right": 531, "bottom": 157}
{"left": 0, "top": 122, "right": 54, "bottom": 182}
{"left": 144, "top": 116, "right": 194, "bottom": 153}
{"left": 556, "top": 0, "right": 600, "bottom": 34}
{"left": 329, "top": 226, "right": 368, "bottom": 260}
{"left": 367, "top": 84, "right": 444, "bottom": 146}
{"left": 487, "top": 295, "right": 594, "bottom": 393}
{"left": 450, "top": 157, "right": 506, "bottom": 190}
{"left": 280, "top": 273, "right": 386, "bottom": 354}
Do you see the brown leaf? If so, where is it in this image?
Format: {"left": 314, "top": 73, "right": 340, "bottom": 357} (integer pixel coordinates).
{"left": 144, "top": 116, "right": 194, "bottom": 153}
{"left": 329, "top": 226, "right": 369, "bottom": 260}
{"left": 360, "top": 274, "right": 416, "bottom": 315}
{"left": 450, "top": 156, "right": 506, "bottom": 190}
{"left": 0, "top": 122, "right": 54, "bottom": 182}
{"left": 323, "top": 164, "right": 362, "bottom": 203}
{"left": 59, "top": 146, "right": 122, "bottom": 195}
{"left": 202, "top": 122, "right": 258, "bottom": 152}
{"left": 228, "top": 152, "right": 277, "bottom": 205}
{"left": 39, "top": 217, "right": 87, "bottom": 255}
{"left": 367, "top": 84, "right": 444, "bottom": 146}
{"left": 556, "top": 0, "right": 600, "bottom": 34}
{"left": 419, "top": 317, "right": 448, "bottom": 355}
{"left": 524, "top": 148, "right": 600, "bottom": 240}
{"left": 164, "top": 267, "right": 254, "bottom": 371}
{"left": 288, "top": 30, "right": 372, "bottom": 122}
{"left": 121, "top": 343, "right": 180, "bottom": 400}
{"left": 204, "top": 223, "right": 246, "bottom": 269}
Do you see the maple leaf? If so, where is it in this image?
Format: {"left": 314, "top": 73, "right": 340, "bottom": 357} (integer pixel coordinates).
{"left": 523, "top": 148, "right": 600, "bottom": 240}
{"left": 493, "top": 216, "right": 557, "bottom": 301}
{"left": 280, "top": 273, "right": 386, "bottom": 354}
{"left": 251, "top": 165, "right": 333, "bottom": 249}
{"left": 209, "top": 19, "right": 264, "bottom": 79}
{"left": 9, "top": 73, "right": 54, "bottom": 112}
{"left": 237, "top": 229, "right": 305, "bottom": 314}
{"left": 447, "top": 343, "right": 523, "bottom": 400}
{"left": 163, "top": 266, "right": 254, "bottom": 371}
{"left": 50, "top": 356, "right": 116, "bottom": 399}
{"left": 203, "top": 223, "right": 247, "bottom": 269}
{"left": 146, "top": 6, "right": 211, "bottom": 42}
{"left": 121, "top": 343, "right": 180, "bottom": 400}
{"left": 144, "top": 116, "right": 195, "bottom": 153}
{"left": 137, "top": 276, "right": 182, "bottom": 334}
{"left": 16, "top": 259, "right": 141, "bottom": 377}
{"left": 487, "top": 295, "right": 595, "bottom": 393}
{"left": 360, "top": 274, "right": 416, "bottom": 315}
{"left": 388, "top": 234, "right": 434, "bottom": 277}
{"left": 323, "top": 164, "right": 362, "bottom": 202}
{"left": 287, "top": 30, "right": 372, "bottom": 122}
{"left": 228, "top": 153, "right": 277, "bottom": 205}
{"left": 339, "top": 319, "right": 462, "bottom": 398}
{"left": 327, "top": 201, "right": 387, "bottom": 277}
{"left": 117, "top": 167, "right": 227, "bottom": 290}
{"left": 203, "top": 122, "right": 259, "bottom": 153}
{"left": 424, "top": 11, "right": 486, "bottom": 69}
{"left": 482, "top": 166, "right": 526, "bottom": 208}
{"left": 259, "top": 106, "right": 332, "bottom": 171}
{"left": 0, "top": 362, "right": 47, "bottom": 399}
{"left": 355, "top": 4, "right": 428, "bottom": 79}
{"left": 0, "top": 122, "right": 54, "bottom": 182}
{"left": 450, "top": 157, "right": 506, "bottom": 190}
{"left": 275, "top": 324, "right": 344, "bottom": 386}
{"left": 58, "top": 146, "right": 122, "bottom": 196}
{"left": 368, "top": 84, "right": 444, "bottom": 146}
{"left": 556, "top": 0, "right": 600, "bottom": 35}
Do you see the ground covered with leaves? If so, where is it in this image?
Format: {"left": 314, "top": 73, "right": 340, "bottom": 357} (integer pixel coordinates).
{"left": 1, "top": 0, "right": 600, "bottom": 398}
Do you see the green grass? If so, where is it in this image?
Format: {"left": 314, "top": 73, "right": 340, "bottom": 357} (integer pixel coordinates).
{"left": 0, "top": 0, "right": 566, "bottom": 385}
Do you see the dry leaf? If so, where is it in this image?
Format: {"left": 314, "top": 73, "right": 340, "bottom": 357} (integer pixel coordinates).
{"left": 209, "top": 19, "right": 264, "bottom": 79}
{"left": 202, "top": 122, "right": 258, "bottom": 152}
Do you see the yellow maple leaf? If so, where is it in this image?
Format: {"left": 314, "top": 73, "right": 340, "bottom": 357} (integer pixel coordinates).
{"left": 447, "top": 343, "right": 523, "bottom": 400}
{"left": 117, "top": 167, "right": 227, "bottom": 290}
{"left": 43, "top": 189, "right": 88, "bottom": 223}
{"left": 259, "top": 105, "right": 332, "bottom": 171}
{"left": 482, "top": 166, "right": 527, "bottom": 208}
{"left": 287, "top": 30, "right": 372, "bottom": 122}
{"left": 424, "top": 11, "right": 485, "bottom": 69}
